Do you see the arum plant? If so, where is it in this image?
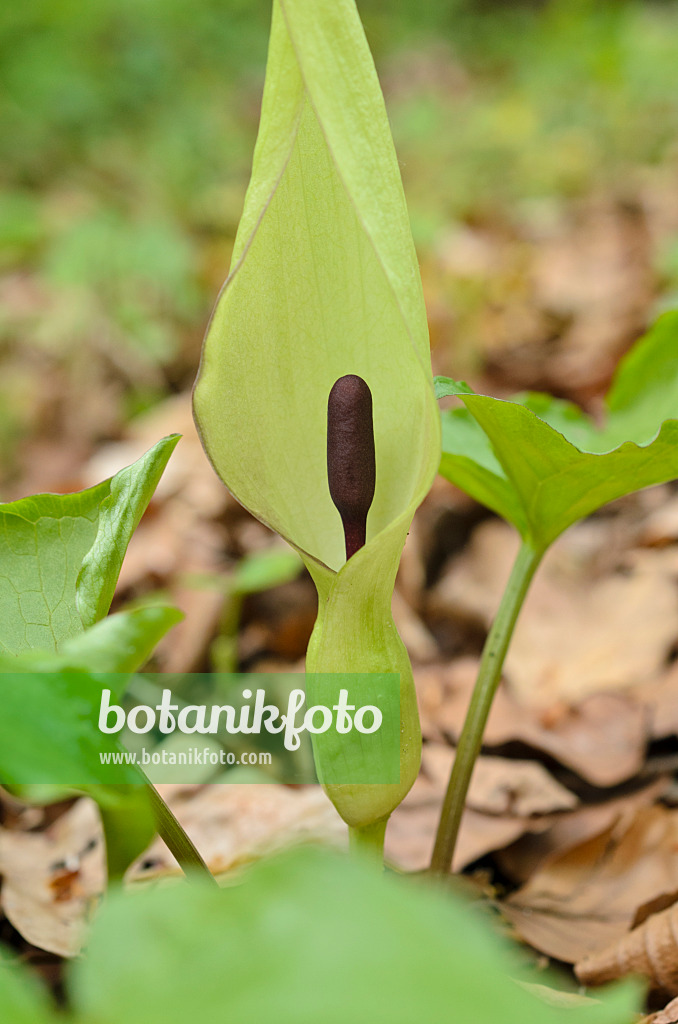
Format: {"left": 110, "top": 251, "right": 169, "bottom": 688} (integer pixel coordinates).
{"left": 431, "top": 311, "right": 678, "bottom": 875}
{"left": 193, "top": 0, "right": 440, "bottom": 859}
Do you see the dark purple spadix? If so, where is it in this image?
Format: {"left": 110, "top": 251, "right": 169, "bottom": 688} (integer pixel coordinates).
{"left": 327, "top": 374, "right": 376, "bottom": 561}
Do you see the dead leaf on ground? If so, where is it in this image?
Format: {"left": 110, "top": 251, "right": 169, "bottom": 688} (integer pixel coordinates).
{"left": 576, "top": 898, "right": 678, "bottom": 994}
{"left": 486, "top": 198, "right": 652, "bottom": 399}
{"left": 392, "top": 588, "right": 438, "bottom": 664}
{"left": 629, "top": 660, "right": 678, "bottom": 742}
{"left": 421, "top": 744, "right": 577, "bottom": 817}
{"left": 431, "top": 520, "right": 678, "bottom": 708}
{"left": 0, "top": 799, "right": 104, "bottom": 957}
{"left": 496, "top": 780, "right": 670, "bottom": 884}
{"left": 386, "top": 795, "right": 532, "bottom": 874}
{"left": 82, "top": 393, "right": 226, "bottom": 514}
{"left": 417, "top": 658, "right": 648, "bottom": 787}
{"left": 385, "top": 744, "right": 571, "bottom": 872}
{"left": 128, "top": 784, "right": 346, "bottom": 882}
{"left": 502, "top": 805, "right": 678, "bottom": 965}
{"left": 640, "top": 495, "right": 678, "bottom": 548}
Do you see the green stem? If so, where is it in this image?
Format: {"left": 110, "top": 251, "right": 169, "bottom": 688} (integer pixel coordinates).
{"left": 349, "top": 819, "right": 387, "bottom": 867}
{"left": 146, "top": 783, "right": 217, "bottom": 885}
{"left": 429, "top": 540, "right": 542, "bottom": 876}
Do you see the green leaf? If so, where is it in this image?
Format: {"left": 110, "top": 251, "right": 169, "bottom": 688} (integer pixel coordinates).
{"left": 232, "top": 548, "right": 303, "bottom": 595}
{"left": 440, "top": 398, "right": 527, "bottom": 535}
{"left": 0, "top": 605, "right": 180, "bottom": 877}
{"left": 605, "top": 311, "right": 678, "bottom": 445}
{"left": 70, "top": 847, "right": 637, "bottom": 1024}
{"left": 435, "top": 377, "right": 475, "bottom": 399}
{"left": 93, "top": 785, "right": 156, "bottom": 882}
{"left": 0, "top": 668, "right": 155, "bottom": 877}
{"left": 438, "top": 312, "right": 678, "bottom": 551}
{"left": 76, "top": 435, "right": 180, "bottom": 627}
{"left": 193, "top": 0, "right": 440, "bottom": 828}
{"left": 0, "top": 605, "right": 183, "bottom": 674}
{"left": 0, "top": 951, "right": 55, "bottom": 1024}
{"left": 0, "top": 671, "right": 141, "bottom": 787}
{"left": 0, "top": 485, "right": 107, "bottom": 655}
{"left": 0, "top": 435, "right": 180, "bottom": 654}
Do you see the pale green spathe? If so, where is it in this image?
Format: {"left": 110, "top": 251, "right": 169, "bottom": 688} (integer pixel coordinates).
{"left": 193, "top": 0, "right": 440, "bottom": 826}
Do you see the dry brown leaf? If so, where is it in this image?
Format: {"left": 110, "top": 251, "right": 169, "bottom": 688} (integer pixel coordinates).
{"left": 0, "top": 799, "right": 104, "bottom": 957}
{"left": 128, "top": 784, "right": 346, "bottom": 882}
{"left": 431, "top": 519, "right": 678, "bottom": 707}
{"left": 497, "top": 780, "right": 670, "bottom": 884}
{"left": 575, "top": 900, "right": 678, "bottom": 994}
{"left": 417, "top": 659, "right": 648, "bottom": 787}
{"left": 385, "top": 745, "right": 568, "bottom": 872}
{"left": 634, "top": 892, "right": 678, "bottom": 931}
{"left": 83, "top": 393, "right": 227, "bottom": 514}
{"left": 629, "top": 661, "right": 678, "bottom": 742}
{"left": 483, "top": 198, "right": 652, "bottom": 398}
{"left": 392, "top": 588, "right": 438, "bottom": 664}
{"left": 502, "top": 805, "right": 678, "bottom": 965}
{"left": 421, "top": 744, "right": 577, "bottom": 817}
{"left": 160, "top": 585, "right": 224, "bottom": 674}
{"left": 640, "top": 495, "right": 678, "bottom": 548}
{"left": 386, "top": 791, "right": 532, "bottom": 874}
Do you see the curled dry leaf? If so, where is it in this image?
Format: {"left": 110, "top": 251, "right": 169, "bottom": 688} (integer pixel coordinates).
{"left": 497, "top": 780, "right": 670, "bottom": 885}
{"left": 0, "top": 799, "right": 105, "bottom": 957}
{"left": 575, "top": 899, "right": 678, "bottom": 994}
{"left": 502, "top": 805, "right": 678, "bottom": 965}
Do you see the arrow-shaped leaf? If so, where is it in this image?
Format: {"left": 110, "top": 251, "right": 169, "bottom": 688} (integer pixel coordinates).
{"left": 0, "top": 435, "right": 180, "bottom": 655}
{"left": 438, "top": 312, "right": 678, "bottom": 552}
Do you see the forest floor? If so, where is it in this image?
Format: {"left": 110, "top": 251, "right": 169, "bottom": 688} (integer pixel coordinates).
{"left": 3, "top": 2, "right": 678, "bottom": 1018}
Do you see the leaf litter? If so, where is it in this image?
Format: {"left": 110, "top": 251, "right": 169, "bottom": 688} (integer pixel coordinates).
{"left": 0, "top": 784, "right": 346, "bottom": 958}
{"left": 5, "top": 398, "right": 678, "bottom": 1009}
{"left": 5, "top": 327, "right": 678, "bottom": 1016}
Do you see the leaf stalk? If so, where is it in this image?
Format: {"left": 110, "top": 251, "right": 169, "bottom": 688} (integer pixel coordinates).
{"left": 146, "top": 783, "right": 217, "bottom": 885}
{"left": 429, "top": 539, "right": 542, "bottom": 875}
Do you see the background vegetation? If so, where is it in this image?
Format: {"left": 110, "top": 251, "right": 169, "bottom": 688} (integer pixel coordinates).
{"left": 2, "top": 0, "right": 678, "bottom": 489}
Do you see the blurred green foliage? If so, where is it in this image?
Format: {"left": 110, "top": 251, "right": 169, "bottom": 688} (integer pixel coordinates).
{"left": 1, "top": 0, "right": 678, "bottom": 477}
{"left": 371, "top": 0, "right": 678, "bottom": 241}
